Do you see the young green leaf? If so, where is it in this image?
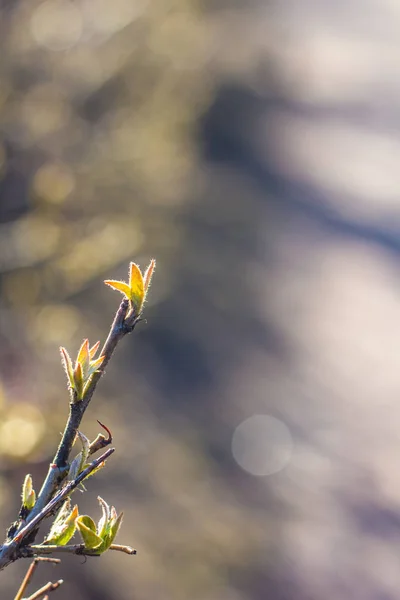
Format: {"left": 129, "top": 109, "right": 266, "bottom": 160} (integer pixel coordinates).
{"left": 76, "top": 515, "right": 103, "bottom": 550}
{"left": 73, "top": 362, "right": 84, "bottom": 400}
{"left": 60, "top": 347, "right": 74, "bottom": 390}
{"left": 45, "top": 502, "right": 78, "bottom": 546}
{"left": 76, "top": 339, "right": 90, "bottom": 379}
{"left": 68, "top": 431, "right": 91, "bottom": 481}
{"left": 104, "top": 259, "right": 156, "bottom": 315}
{"left": 89, "top": 340, "right": 101, "bottom": 359}
{"left": 76, "top": 497, "right": 124, "bottom": 554}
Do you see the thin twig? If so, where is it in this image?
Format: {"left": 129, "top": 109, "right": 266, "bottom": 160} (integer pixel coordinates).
{"left": 25, "top": 543, "right": 137, "bottom": 558}
{"left": 109, "top": 544, "right": 137, "bottom": 555}
{"left": 22, "top": 545, "right": 90, "bottom": 557}
{"left": 14, "top": 558, "right": 60, "bottom": 600}
{"left": 29, "top": 299, "right": 133, "bottom": 524}
{"left": 24, "top": 579, "right": 63, "bottom": 600}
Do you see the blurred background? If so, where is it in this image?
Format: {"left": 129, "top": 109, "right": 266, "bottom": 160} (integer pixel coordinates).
{"left": 2, "top": 0, "right": 400, "bottom": 598}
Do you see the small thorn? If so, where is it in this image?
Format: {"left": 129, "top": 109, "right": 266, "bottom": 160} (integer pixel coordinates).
{"left": 97, "top": 420, "right": 112, "bottom": 443}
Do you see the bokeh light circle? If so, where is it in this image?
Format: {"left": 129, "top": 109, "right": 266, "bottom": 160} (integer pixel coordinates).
{"left": 31, "top": 0, "right": 83, "bottom": 51}
{"left": 232, "top": 415, "right": 293, "bottom": 476}
{"left": 0, "top": 404, "right": 45, "bottom": 458}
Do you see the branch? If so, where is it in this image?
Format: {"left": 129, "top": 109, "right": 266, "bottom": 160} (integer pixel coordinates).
{"left": 27, "top": 298, "right": 137, "bottom": 522}
{"left": 0, "top": 449, "right": 115, "bottom": 570}
{"left": 0, "top": 260, "right": 155, "bottom": 585}
{"left": 14, "top": 558, "right": 60, "bottom": 600}
{"left": 24, "top": 579, "right": 63, "bottom": 600}
{"left": 23, "top": 543, "right": 137, "bottom": 558}
{"left": 17, "top": 449, "right": 115, "bottom": 543}
{"left": 109, "top": 544, "right": 137, "bottom": 556}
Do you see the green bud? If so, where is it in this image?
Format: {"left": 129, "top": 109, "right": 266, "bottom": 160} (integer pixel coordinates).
{"left": 22, "top": 474, "right": 36, "bottom": 510}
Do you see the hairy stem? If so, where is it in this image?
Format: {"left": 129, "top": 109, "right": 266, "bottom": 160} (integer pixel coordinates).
{"left": 28, "top": 299, "right": 135, "bottom": 522}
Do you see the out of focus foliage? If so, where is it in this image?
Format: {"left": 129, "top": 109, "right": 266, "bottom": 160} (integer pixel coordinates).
{"left": 0, "top": 0, "right": 212, "bottom": 460}
{"left": 1, "top": 2, "right": 263, "bottom": 599}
